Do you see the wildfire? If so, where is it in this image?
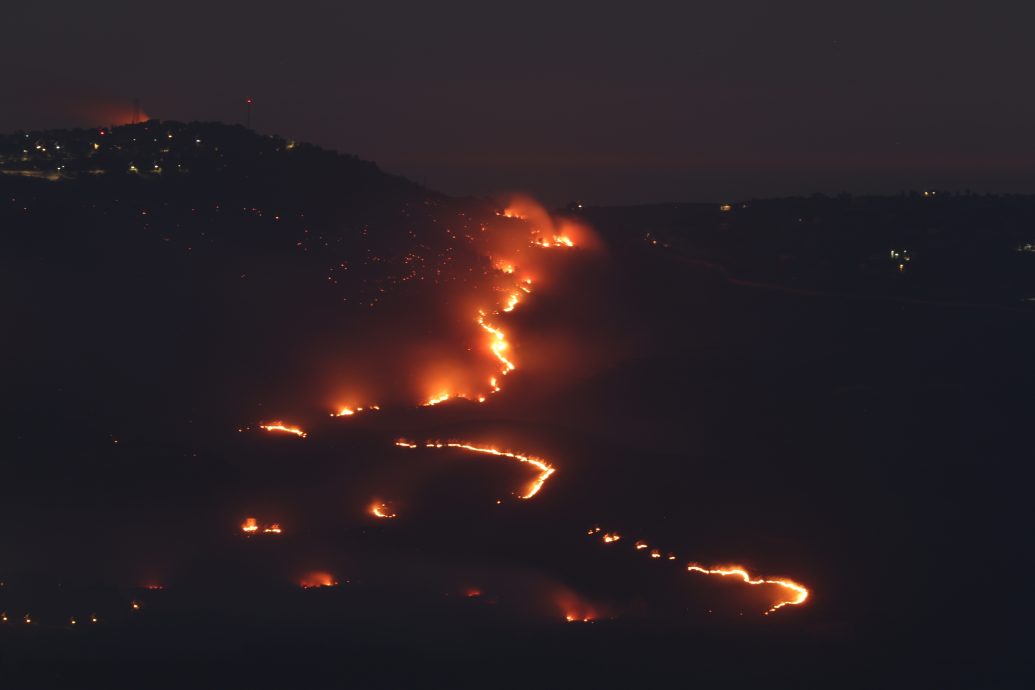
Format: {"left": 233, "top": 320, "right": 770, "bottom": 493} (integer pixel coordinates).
{"left": 370, "top": 501, "right": 397, "bottom": 519}
{"left": 416, "top": 207, "right": 578, "bottom": 405}
{"left": 589, "top": 527, "right": 809, "bottom": 615}
{"left": 242, "top": 517, "right": 282, "bottom": 535}
{"left": 686, "top": 565, "right": 810, "bottom": 615}
{"left": 423, "top": 393, "right": 453, "bottom": 406}
{"left": 259, "top": 421, "right": 307, "bottom": 438}
{"left": 533, "top": 234, "right": 575, "bottom": 248}
{"left": 502, "top": 291, "right": 521, "bottom": 313}
{"left": 477, "top": 311, "right": 516, "bottom": 374}
{"left": 395, "top": 440, "right": 556, "bottom": 499}
{"left": 332, "top": 405, "right": 380, "bottom": 417}
{"left": 232, "top": 196, "right": 813, "bottom": 621}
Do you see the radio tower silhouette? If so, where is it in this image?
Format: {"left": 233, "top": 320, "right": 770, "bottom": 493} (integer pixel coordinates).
{"left": 246, "top": 98, "right": 253, "bottom": 129}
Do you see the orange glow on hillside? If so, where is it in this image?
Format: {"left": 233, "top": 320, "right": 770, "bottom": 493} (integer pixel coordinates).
{"left": 299, "top": 571, "right": 338, "bottom": 588}
{"left": 556, "top": 589, "right": 598, "bottom": 623}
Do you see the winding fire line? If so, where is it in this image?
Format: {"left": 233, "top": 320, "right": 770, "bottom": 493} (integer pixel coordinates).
{"left": 587, "top": 526, "right": 809, "bottom": 615}
{"left": 686, "top": 566, "right": 809, "bottom": 614}
{"left": 259, "top": 421, "right": 307, "bottom": 438}
{"left": 395, "top": 440, "right": 556, "bottom": 499}
{"left": 421, "top": 221, "right": 573, "bottom": 406}
{"left": 477, "top": 311, "right": 516, "bottom": 375}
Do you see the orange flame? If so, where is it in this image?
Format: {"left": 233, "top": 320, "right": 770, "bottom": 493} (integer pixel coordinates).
{"left": 395, "top": 440, "right": 555, "bottom": 499}
{"left": 589, "top": 527, "right": 809, "bottom": 615}
{"left": 414, "top": 204, "right": 580, "bottom": 404}
{"left": 332, "top": 405, "right": 380, "bottom": 417}
{"left": 369, "top": 501, "right": 397, "bottom": 519}
{"left": 477, "top": 311, "right": 516, "bottom": 376}
{"left": 242, "top": 517, "right": 282, "bottom": 535}
{"left": 686, "top": 565, "right": 810, "bottom": 615}
{"left": 423, "top": 393, "right": 453, "bottom": 407}
{"left": 259, "top": 421, "right": 307, "bottom": 438}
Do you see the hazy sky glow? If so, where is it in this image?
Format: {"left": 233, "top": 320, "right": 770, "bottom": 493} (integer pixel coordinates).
{"left": 4, "top": 1, "right": 1034, "bottom": 203}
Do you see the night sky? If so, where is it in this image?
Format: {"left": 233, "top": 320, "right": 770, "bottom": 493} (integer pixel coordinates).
{"left": 5, "top": 1, "right": 1034, "bottom": 204}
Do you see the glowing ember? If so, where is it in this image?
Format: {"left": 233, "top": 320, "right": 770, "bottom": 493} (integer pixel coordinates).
{"left": 259, "top": 421, "right": 307, "bottom": 438}
{"left": 397, "top": 440, "right": 556, "bottom": 499}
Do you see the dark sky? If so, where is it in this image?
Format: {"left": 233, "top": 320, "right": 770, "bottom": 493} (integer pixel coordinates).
{"left": 4, "top": 1, "right": 1034, "bottom": 204}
